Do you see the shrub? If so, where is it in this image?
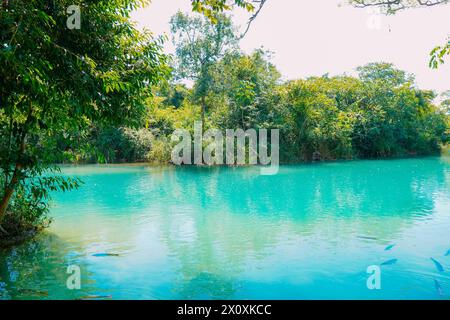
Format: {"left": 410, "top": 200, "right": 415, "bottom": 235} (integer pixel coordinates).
{"left": 118, "top": 128, "right": 154, "bottom": 162}
{"left": 147, "top": 138, "right": 172, "bottom": 164}
{"left": 0, "top": 171, "right": 81, "bottom": 247}
{"left": 0, "top": 184, "right": 50, "bottom": 245}
{"left": 95, "top": 127, "right": 154, "bottom": 163}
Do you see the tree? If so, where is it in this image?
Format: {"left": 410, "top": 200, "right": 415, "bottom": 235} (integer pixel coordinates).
{"left": 208, "top": 49, "right": 281, "bottom": 129}
{"left": 189, "top": 0, "right": 267, "bottom": 36}
{"left": 0, "top": 0, "right": 169, "bottom": 229}
{"left": 170, "top": 11, "right": 238, "bottom": 126}
{"left": 280, "top": 63, "right": 448, "bottom": 161}
{"left": 440, "top": 91, "right": 450, "bottom": 113}
{"left": 282, "top": 76, "right": 363, "bottom": 161}
{"left": 354, "top": 63, "right": 446, "bottom": 157}
{"left": 357, "top": 62, "right": 414, "bottom": 87}
{"left": 147, "top": 57, "right": 447, "bottom": 163}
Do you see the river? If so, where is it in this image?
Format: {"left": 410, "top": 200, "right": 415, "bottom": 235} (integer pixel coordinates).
{"left": 1, "top": 157, "right": 449, "bottom": 299}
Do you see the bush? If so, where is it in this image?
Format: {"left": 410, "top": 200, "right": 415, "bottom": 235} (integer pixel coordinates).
{"left": 0, "top": 171, "right": 81, "bottom": 247}
{"left": 147, "top": 137, "right": 172, "bottom": 164}
{"left": 118, "top": 128, "right": 154, "bottom": 162}
{"left": 0, "top": 184, "right": 51, "bottom": 246}
{"left": 95, "top": 127, "right": 154, "bottom": 163}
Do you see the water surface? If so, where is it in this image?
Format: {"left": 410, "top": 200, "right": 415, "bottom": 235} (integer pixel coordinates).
{"left": 1, "top": 157, "right": 449, "bottom": 299}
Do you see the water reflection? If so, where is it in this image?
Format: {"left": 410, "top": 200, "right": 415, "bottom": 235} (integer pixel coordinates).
{"left": 0, "top": 233, "right": 98, "bottom": 300}
{"left": 0, "top": 157, "right": 449, "bottom": 299}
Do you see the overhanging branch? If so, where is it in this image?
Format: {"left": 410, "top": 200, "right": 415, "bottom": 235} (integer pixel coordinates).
{"left": 240, "top": 0, "right": 268, "bottom": 38}
{"left": 350, "top": 0, "right": 449, "bottom": 13}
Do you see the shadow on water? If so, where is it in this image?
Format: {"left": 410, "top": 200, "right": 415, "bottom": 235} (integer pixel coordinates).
{"left": 0, "top": 232, "right": 102, "bottom": 300}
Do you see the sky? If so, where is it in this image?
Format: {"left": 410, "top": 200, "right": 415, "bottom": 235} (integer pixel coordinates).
{"left": 131, "top": 0, "right": 450, "bottom": 93}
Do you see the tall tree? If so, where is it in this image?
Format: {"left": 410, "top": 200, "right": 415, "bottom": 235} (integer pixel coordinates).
{"left": 0, "top": 0, "right": 169, "bottom": 226}
{"left": 170, "top": 11, "right": 238, "bottom": 125}
{"left": 208, "top": 50, "right": 281, "bottom": 129}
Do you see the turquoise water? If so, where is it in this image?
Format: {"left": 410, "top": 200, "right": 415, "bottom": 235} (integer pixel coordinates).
{"left": 1, "top": 157, "right": 449, "bottom": 300}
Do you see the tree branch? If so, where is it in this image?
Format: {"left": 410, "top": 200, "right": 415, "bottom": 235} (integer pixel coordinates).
{"left": 240, "top": 0, "right": 268, "bottom": 38}
{"left": 350, "top": 0, "right": 449, "bottom": 13}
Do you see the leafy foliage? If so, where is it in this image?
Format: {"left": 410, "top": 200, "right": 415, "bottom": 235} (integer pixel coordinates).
{"left": 207, "top": 50, "right": 281, "bottom": 130}
{"left": 170, "top": 11, "right": 237, "bottom": 123}
{"left": 94, "top": 127, "right": 154, "bottom": 163}
{"left": 190, "top": 0, "right": 256, "bottom": 22}
{"left": 0, "top": 0, "right": 168, "bottom": 235}
{"left": 149, "top": 59, "right": 448, "bottom": 162}
{"left": 0, "top": 166, "right": 81, "bottom": 241}
{"left": 430, "top": 41, "right": 450, "bottom": 69}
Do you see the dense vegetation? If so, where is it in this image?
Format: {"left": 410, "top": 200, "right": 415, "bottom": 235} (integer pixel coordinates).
{"left": 0, "top": 0, "right": 168, "bottom": 242}
{"left": 0, "top": 1, "right": 448, "bottom": 245}
{"left": 58, "top": 14, "right": 449, "bottom": 164}
{"left": 65, "top": 60, "right": 448, "bottom": 164}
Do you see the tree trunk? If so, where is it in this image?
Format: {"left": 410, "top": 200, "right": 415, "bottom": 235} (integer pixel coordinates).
{"left": 0, "top": 188, "right": 14, "bottom": 223}
{"left": 201, "top": 96, "right": 206, "bottom": 128}
{"left": 0, "top": 103, "right": 31, "bottom": 226}
{"left": 0, "top": 163, "right": 21, "bottom": 224}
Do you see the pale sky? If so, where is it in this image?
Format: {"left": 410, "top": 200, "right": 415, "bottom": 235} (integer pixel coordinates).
{"left": 132, "top": 0, "right": 450, "bottom": 93}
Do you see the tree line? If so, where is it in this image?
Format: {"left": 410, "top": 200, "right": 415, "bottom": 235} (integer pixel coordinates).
{"left": 57, "top": 13, "right": 448, "bottom": 165}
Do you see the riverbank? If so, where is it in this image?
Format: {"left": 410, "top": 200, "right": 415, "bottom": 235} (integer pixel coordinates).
{"left": 0, "top": 211, "right": 49, "bottom": 249}
{"left": 0, "top": 228, "right": 39, "bottom": 249}
{"left": 59, "top": 145, "right": 449, "bottom": 167}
